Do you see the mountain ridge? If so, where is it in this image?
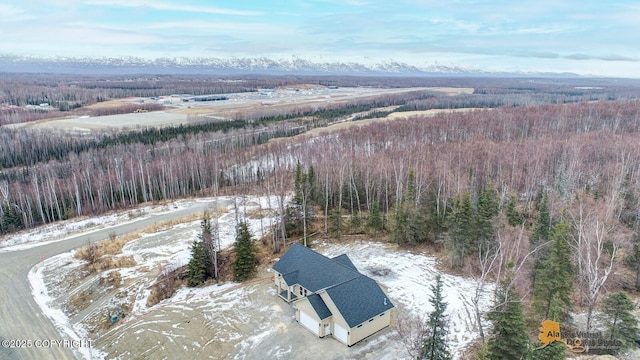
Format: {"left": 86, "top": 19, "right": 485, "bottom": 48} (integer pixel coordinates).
{"left": 0, "top": 54, "right": 582, "bottom": 77}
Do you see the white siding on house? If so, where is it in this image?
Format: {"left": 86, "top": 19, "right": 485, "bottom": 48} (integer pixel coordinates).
{"left": 299, "top": 311, "right": 320, "bottom": 336}
{"left": 323, "top": 323, "right": 331, "bottom": 337}
{"left": 334, "top": 323, "right": 349, "bottom": 345}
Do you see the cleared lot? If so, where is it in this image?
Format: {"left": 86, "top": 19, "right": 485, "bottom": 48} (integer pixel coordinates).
{"left": 25, "top": 195, "right": 493, "bottom": 360}
{"left": 8, "top": 86, "right": 472, "bottom": 132}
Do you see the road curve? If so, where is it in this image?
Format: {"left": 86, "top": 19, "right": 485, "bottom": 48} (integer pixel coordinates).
{"left": 0, "top": 199, "right": 225, "bottom": 360}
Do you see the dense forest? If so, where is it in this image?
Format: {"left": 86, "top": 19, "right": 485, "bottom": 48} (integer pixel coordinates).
{"left": 3, "top": 74, "right": 640, "bottom": 356}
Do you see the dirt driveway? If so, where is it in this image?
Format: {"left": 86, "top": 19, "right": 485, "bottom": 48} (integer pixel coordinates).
{"left": 97, "top": 268, "right": 401, "bottom": 360}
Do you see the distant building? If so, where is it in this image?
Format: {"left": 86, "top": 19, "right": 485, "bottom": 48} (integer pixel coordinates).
{"left": 192, "top": 95, "right": 228, "bottom": 102}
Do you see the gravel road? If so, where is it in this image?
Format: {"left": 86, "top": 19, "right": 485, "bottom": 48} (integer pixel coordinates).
{"left": 0, "top": 199, "right": 226, "bottom": 360}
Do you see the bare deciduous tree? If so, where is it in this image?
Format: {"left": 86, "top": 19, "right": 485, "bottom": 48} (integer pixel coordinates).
{"left": 567, "top": 192, "right": 627, "bottom": 334}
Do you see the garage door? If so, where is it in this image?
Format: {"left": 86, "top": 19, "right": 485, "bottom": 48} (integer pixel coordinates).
{"left": 334, "top": 323, "right": 348, "bottom": 345}
{"left": 299, "top": 311, "right": 320, "bottom": 336}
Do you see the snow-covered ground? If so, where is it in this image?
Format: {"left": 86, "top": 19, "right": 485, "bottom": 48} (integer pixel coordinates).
{"left": 26, "top": 195, "right": 284, "bottom": 360}
{"left": 318, "top": 241, "right": 493, "bottom": 358}
{"left": 1, "top": 200, "right": 191, "bottom": 253}
{"left": 24, "top": 195, "right": 493, "bottom": 359}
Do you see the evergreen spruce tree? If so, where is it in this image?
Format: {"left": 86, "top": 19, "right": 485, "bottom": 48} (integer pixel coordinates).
{"left": 531, "top": 221, "right": 574, "bottom": 323}
{"left": 367, "top": 202, "right": 383, "bottom": 237}
{"left": 233, "top": 221, "right": 257, "bottom": 282}
{"left": 600, "top": 291, "right": 639, "bottom": 350}
{"left": 200, "top": 214, "right": 220, "bottom": 279}
{"left": 406, "top": 209, "right": 428, "bottom": 245}
{"left": 406, "top": 169, "right": 428, "bottom": 245}
{"left": 530, "top": 192, "right": 551, "bottom": 287}
{"left": 1, "top": 202, "right": 23, "bottom": 233}
{"left": 392, "top": 205, "right": 409, "bottom": 245}
{"left": 307, "top": 164, "right": 317, "bottom": 203}
{"left": 187, "top": 239, "right": 211, "bottom": 287}
{"left": 625, "top": 241, "right": 640, "bottom": 291}
{"left": 618, "top": 173, "right": 638, "bottom": 229}
{"left": 330, "top": 208, "right": 343, "bottom": 238}
{"left": 284, "top": 204, "right": 304, "bottom": 237}
{"left": 445, "top": 192, "right": 474, "bottom": 268}
{"left": 349, "top": 213, "right": 362, "bottom": 233}
{"left": 506, "top": 194, "right": 524, "bottom": 227}
{"left": 487, "top": 262, "right": 529, "bottom": 360}
{"left": 475, "top": 181, "right": 499, "bottom": 249}
{"left": 421, "top": 274, "right": 452, "bottom": 360}
{"left": 529, "top": 340, "right": 567, "bottom": 360}
{"left": 530, "top": 192, "right": 551, "bottom": 246}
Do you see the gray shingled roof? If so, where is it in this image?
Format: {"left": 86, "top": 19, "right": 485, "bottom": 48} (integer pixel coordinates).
{"left": 307, "top": 294, "right": 332, "bottom": 320}
{"left": 331, "top": 254, "right": 359, "bottom": 272}
{"left": 272, "top": 243, "right": 359, "bottom": 292}
{"left": 273, "top": 243, "right": 394, "bottom": 328}
{"left": 325, "top": 275, "right": 395, "bottom": 328}
{"left": 282, "top": 270, "right": 298, "bottom": 286}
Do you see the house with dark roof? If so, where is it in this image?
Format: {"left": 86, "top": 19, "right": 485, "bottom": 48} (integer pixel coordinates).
{"left": 272, "top": 243, "right": 394, "bottom": 346}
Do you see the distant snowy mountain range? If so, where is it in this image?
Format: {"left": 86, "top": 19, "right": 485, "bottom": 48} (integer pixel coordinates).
{"left": 0, "top": 54, "right": 578, "bottom": 77}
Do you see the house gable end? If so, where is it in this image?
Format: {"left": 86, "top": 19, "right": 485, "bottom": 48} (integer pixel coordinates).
{"left": 325, "top": 275, "right": 395, "bottom": 328}
{"left": 272, "top": 243, "right": 360, "bottom": 292}
{"left": 306, "top": 293, "right": 333, "bottom": 320}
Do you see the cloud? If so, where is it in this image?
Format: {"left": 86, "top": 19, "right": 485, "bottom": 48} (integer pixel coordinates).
{"left": 314, "top": 0, "right": 369, "bottom": 6}
{"left": 510, "top": 51, "right": 560, "bottom": 59}
{"left": 565, "top": 53, "right": 638, "bottom": 62}
{"left": 513, "top": 25, "right": 576, "bottom": 35}
{"left": 0, "top": 3, "right": 34, "bottom": 21}
{"left": 141, "top": 20, "right": 291, "bottom": 35}
{"left": 86, "top": 0, "right": 261, "bottom": 16}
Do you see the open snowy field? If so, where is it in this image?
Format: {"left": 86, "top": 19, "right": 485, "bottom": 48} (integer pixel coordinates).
{"left": 8, "top": 86, "right": 472, "bottom": 132}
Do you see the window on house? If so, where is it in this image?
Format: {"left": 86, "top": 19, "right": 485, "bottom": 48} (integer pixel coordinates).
{"left": 299, "top": 287, "right": 303, "bottom": 295}
{"left": 379, "top": 313, "right": 385, "bottom": 317}
{"left": 369, "top": 318, "right": 374, "bottom": 322}
{"left": 357, "top": 324, "right": 363, "bottom": 328}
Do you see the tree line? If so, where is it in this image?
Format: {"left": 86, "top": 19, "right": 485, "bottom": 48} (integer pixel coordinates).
{"left": 281, "top": 99, "right": 640, "bottom": 358}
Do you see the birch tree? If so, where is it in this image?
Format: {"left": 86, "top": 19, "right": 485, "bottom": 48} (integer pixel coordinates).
{"left": 567, "top": 192, "right": 624, "bottom": 334}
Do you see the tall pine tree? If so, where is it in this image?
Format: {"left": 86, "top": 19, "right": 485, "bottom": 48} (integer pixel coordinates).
{"left": 599, "top": 291, "right": 639, "bottom": 351}
{"left": 529, "top": 340, "right": 567, "bottom": 360}
{"left": 624, "top": 235, "right": 640, "bottom": 291}
{"left": 530, "top": 192, "right": 551, "bottom": 246}
{"left": 530, "top": 192, "right": 551, "bottom": 287}
{"left": 330, "top": 207, "right": 343, "bottom": 238}
{"left": 233, "top": 221, "right": 257, "bottom": 282}
{"left": 445, "top": 192, "right": 474, "bottom": 268}
{"left": 393, "top": 168, "right": 422, "bottom": 245}
{"left": 506, "top": 194, "right": 524, "bottom": 227}
{"left": 475, "top": 181, "right": 499, "bottom": 248}
{"left": 367, "top": 202, "right": 383, "bottom": 237}
{"left": 487, "top": 261, "right": 529, "bottom": 360}
{"left": 187, "top": 238, "right": 212, "bottom": 287}
{"left": 200, "top": 213, "right": 220, "bottom": 280}
{"left": 531, "top": 221, "right": 574, "bottom": 323}
{"left": 421, "top": 274, "right": 452, "bottom": 360}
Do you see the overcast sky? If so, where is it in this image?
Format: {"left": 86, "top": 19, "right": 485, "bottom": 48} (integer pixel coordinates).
{"left": 1, "top": 0, "right": 639, "bottom": 77}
